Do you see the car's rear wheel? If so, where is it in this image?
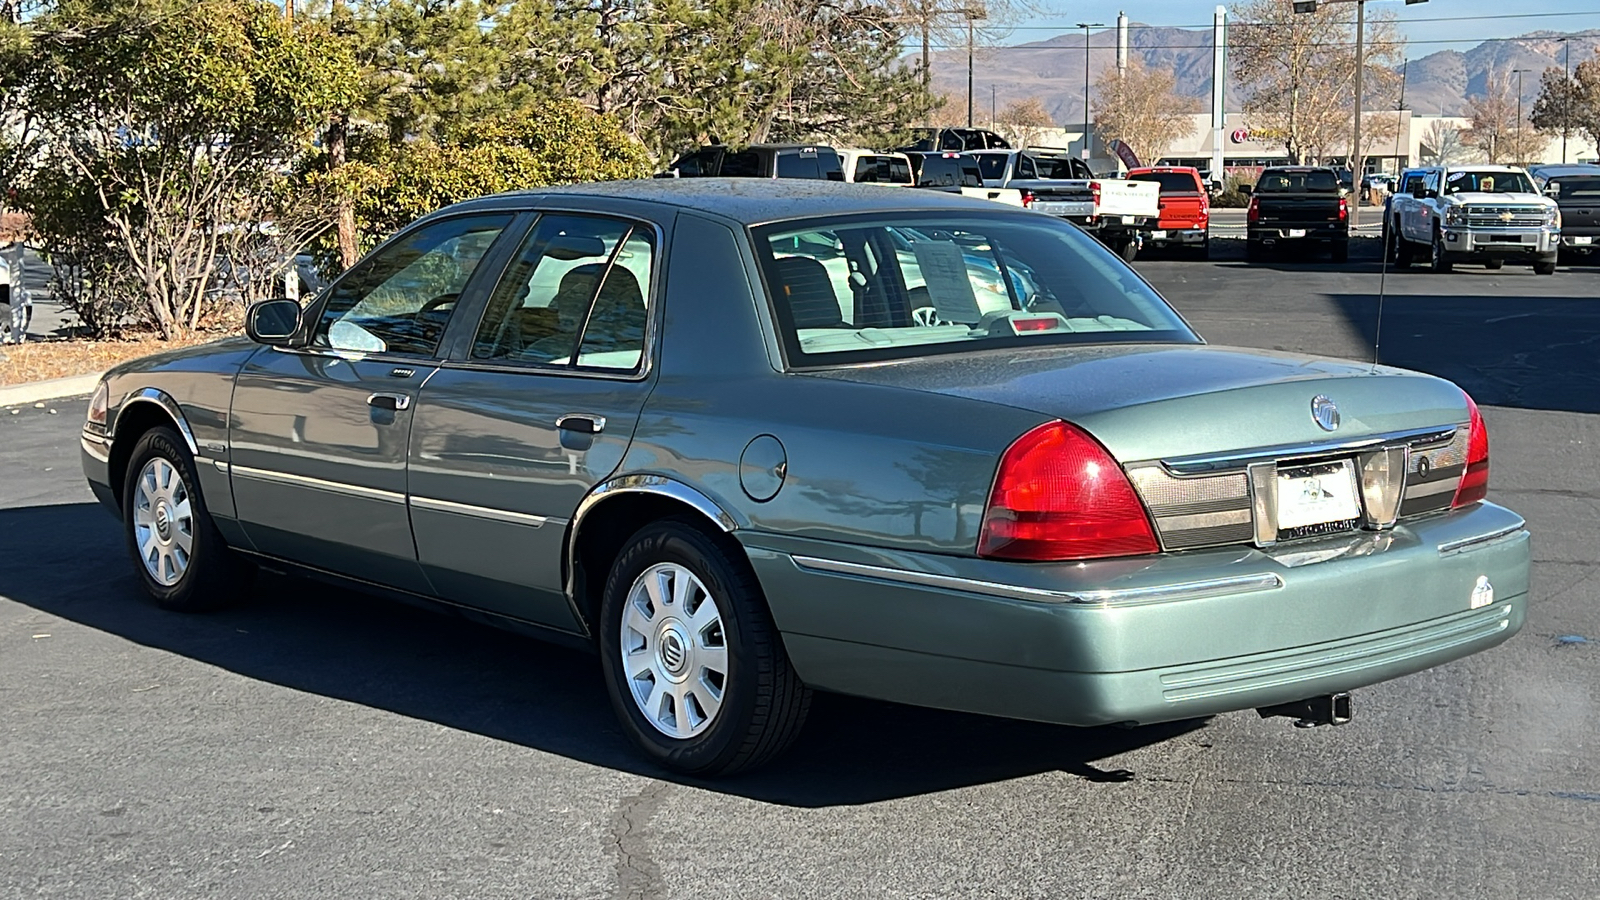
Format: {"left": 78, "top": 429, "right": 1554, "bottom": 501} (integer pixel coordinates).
{"left": 1330, "top": 240, "right": 1349, "bottom": 263}
{"left": 1484, "top": 258, "right": 1504, "bottom": 270}
{"left": 1115, "top": 235, "right": 1139, "bottom": 263}
{"left": 122, "top": 426, "right": 252, "bottom": 611}
{"left": 1430, "top": 229, "right": 1453, "bottom": 273}
{"left": 1246, "top": 240, "right": 1266, "bottom": 262}
{"left": 599, "top": 518, "right": 810, "bottom": 776}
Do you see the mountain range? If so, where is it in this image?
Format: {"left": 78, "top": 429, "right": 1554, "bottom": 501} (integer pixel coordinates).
{"left": 926, "top": 26, "right": 1600, "bottom": 126}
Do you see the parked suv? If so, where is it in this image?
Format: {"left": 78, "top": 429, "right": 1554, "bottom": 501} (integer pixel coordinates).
{"left": 838, "top": 149, "right": 914, "bottom": 186}
{"left": 1127, "top": 166, "right": 1210, "bottom": 258}
{"left": 1529, "top": 163, "right": 1600, "bottom": 263}
{"left": 1388, "top": 165, "right": 1559, "bottom": 274}
{"left": 663, "top": 144, "right": 844, "bottom": 180}
{"left": 897, "top": 127, "right": 1010, "bottom": 153}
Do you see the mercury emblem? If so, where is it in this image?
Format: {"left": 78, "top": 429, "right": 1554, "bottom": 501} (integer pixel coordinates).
{"left": 1311, "top": 395, "right": 1340, "bottom": 432}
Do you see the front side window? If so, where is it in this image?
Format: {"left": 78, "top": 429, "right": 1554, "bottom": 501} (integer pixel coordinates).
{"left": 470, "top": 214, "right": 652, "bottom": 372}
{"left": 1551, "top": 175, "right": 1600, "bottom": 200}
{"left": 313, "top": 215, "right": 512, "bottom": 356}
{"left": 756, "top": 213, "right": 1197, "bottom": 366}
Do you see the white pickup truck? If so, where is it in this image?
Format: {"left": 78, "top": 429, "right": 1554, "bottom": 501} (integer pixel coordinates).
{"left": 1388, "top": 165, "right": 1560, "bottom": 274}
{"left": 966, "top": 150, "right": 1160, "bottom": 260}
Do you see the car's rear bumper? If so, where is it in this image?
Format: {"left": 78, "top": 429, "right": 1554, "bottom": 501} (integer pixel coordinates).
{"left": 1249, "top": 224, "right": 1347, "bottom": 243}
{"left": 1146, "top": 227, "right": 1207, "bottom": 245}
{"left": 743, "top": 501, "right": 1528, "bottom": 727}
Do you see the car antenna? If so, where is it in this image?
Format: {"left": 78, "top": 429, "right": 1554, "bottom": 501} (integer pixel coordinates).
{"left": 1373, "top": 59, "right": 1408, "bottom": 372}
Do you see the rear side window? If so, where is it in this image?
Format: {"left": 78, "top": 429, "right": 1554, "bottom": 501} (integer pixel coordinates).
{"left": 719, "top": 151, "right": 762, "bottom": 177}
{"left": 470, "top": 214, "right": 652, "bottom": 372}
{"left": 1129, "top": 172, "right": 1202, "bottom": 194}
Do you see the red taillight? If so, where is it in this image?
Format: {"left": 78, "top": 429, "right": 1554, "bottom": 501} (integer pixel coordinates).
{"left": 977, "top": 421, "right": 1159, "bottom": 561}
{"left": 1452, "top": 392, "right": 1490, "bottom": 507}
{"left": 1246, "top": 196, "right": 1260, "bottom": 225}
{"left": 1020, "top": 189, "right": 1035, "bottom": 208}
{"left": 1337, "top": 197, "right": 1349, "bottom": 221}
{"left": 1090, "top": 181, "right": 1102, "bottom": 205}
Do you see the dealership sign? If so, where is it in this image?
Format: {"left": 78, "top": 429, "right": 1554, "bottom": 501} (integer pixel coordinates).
{"left": 1230, "top": 127, "right": 1286, "bottom": 144}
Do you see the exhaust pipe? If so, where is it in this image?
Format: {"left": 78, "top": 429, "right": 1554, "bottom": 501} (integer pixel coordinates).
{"left": 1257, "top": 692, "right": 1353, "bottom": 729}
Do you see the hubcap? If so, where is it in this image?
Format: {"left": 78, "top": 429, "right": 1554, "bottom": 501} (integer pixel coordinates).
{"left": 131, "top": 457, "right": 194, "bottom": 586}
{"left": 620, "top": 562, "right": 729, "bottom": 740}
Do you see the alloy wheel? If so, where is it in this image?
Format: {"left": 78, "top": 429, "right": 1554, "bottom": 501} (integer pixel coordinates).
{"left": 619, "top": 562, "right": 729, "bottom": 739}
{"left": 131, "top": 457, "right": 194, "bottom": 586}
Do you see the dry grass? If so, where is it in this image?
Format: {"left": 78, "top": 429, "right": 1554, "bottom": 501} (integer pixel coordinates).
{"left": 0, "top": 329, "right": 238, "bottom": 386}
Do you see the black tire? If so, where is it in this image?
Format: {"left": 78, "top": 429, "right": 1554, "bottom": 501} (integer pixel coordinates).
{"left": 1394, "top": 220, "right": 1414, "bottom": 269}
{"left": 121, "top": 426, "right": 253, "bottom": 611}
{"left": 1116, "top": 236, "right": 1139, "bottom": 263}
{"left": 1246, "top": 240, "right": 1266, "bottom": 263}
{"left": 598, "top": 518, "right": 810, "bottom": 776}
{"left": 1430, "top": 229, "right": 1453, "bottom": 273}
{"left": 1484, "top": 258, "right": 1504, "bottom": 270}
{"left": 1534, "top": 258, "right": 1557, "bottom": 275}
{"left": 1195, "top": 237, "right": 1211, "bottom": 260}
{"left": 1330, "top": 240, "right": 1349, "bottom": 263}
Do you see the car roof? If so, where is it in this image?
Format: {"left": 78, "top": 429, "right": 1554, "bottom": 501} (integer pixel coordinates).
{"left": 452, "top": 178, "right": 1021, "bottom": 224}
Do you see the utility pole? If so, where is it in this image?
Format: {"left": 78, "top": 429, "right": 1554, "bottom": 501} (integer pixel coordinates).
{"left": 1513, "top": 68, "right": 1532, "bottom": 166}
{"left": 1560, "top": 37, "right": 1572, "bottom": 164}
{"left": 1077, "top": 22, "right": 1103, "bottom": 163}
{"left": 1211, "top": 6, "right": 1227, "bottom": 187}
{"left": 966, "top": 14, "right": 975, "bottom": 127}
{"left": 991, "top": 84, "right": 997, "bottom": 131}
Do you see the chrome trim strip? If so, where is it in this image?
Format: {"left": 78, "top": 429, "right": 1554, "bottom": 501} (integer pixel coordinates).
{"left": 214, "top": 460, "right": 230, "bottom": 474}
{"left": 80, "top": 433, "right": 111, "bottom": 464}
{"left": 111, "top": 389, "right": 200, "bottom": 456}
{"left": 1156, "top": 509, "right": 1253, "bottom": 532}
{"left": 230, "top": 464, "right": 405, "bottom": 503}
{"left": 1438, "top": 521, "right": 1526, "bottom": 556}
{"left": 1163, "top": 426, "right": 1462, "bottom": 475}
{"left": 1406, "top": 477, "right": 1458, "bottom": 499}
{"left": 789, "top": 555, "right": 1284, "bottom": 607}
{"left": 409, "top": 495, "right": 554, "bottom": 528}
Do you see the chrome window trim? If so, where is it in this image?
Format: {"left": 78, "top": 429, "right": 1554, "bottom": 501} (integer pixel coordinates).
{"left": 229, "top": 464, "right": 405, "bottom": 504}
{"left": 409, "top": 495, "right": 559, "bottom": 528}
{"left": 1161, "top": 425, "right": 1462, "bottom": 476}
{"left": 789, "top": 555, "right": 1284, "bottom": 607}
{"left": 1438, "top": 520, "right": 1526, "bottom": 556}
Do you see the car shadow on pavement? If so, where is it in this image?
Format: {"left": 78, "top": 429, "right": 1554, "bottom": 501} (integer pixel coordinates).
{"left": 1326, "top": 291, "right": 1600, "bottom": 415}
{"left": 0, "top": 502, "right": 1205, "bottom": 808}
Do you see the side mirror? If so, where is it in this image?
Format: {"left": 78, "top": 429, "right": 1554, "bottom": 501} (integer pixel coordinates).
{"left": 1237, "top": 184, "right": 1252, "bottom": 196}
{"left": 246, "top": 298, "right": 302, "bottom": 345}
{"left": 1425, "top": 188, "right": 1439, "bottom": 200}
{"left": 1546, "top": 185, "right": 1562, "bottom": 198}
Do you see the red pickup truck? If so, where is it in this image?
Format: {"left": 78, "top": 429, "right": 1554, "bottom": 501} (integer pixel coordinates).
{"left": 1127, "top": 166, "right": 1210, "bottom": 258}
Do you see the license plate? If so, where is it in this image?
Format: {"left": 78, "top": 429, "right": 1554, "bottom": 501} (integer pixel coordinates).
{"left": 1287, "top": 228, "right": 1307, "bottom": 238}
{"left": 1150, "top": 230, "right": 1167, "bottom": 239}
{"left": 1276, "top": 460, "right": 1361, "bottom": 533}
{"left": 1573, "top": 236, "right": 1593, "bottom": 245}
{"left": 1122, "top": 215, "right": 1136, "bottom": 225}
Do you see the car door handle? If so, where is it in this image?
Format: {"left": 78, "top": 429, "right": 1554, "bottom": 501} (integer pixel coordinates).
{"left": 556, "top": 414, "right": 606, "bottom": 435}
{"left": 368, "top": 392, "right": 411, "bottom": 411}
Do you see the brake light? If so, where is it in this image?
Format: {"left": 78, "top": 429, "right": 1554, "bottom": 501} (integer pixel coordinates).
{"left": 1090, "top": 181, "right": 1102, "bottom": 205}
{"left": 1452, "top": 392, "right": 1490, "bottom": 507}
{"left": 1246, "top": 196, "right": 1260, "bottom": 225}
{"left": 978, "top": 421, "right": 1159, "bottom": 561}
{"left": 1020, "top": 189, "right": 1035, "bottom": 208}
{"left": 1338, "top": 197, "right": 1349, "bottom": 221}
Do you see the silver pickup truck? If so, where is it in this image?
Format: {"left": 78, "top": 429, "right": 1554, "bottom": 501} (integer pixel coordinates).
{"left": 966, "top": 149, "right": 1159, "bottom": 261}
{"left": 1388, "top": 165, "right": 1560, "bottom": 274}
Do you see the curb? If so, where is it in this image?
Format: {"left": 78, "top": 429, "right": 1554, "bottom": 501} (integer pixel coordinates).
{"left": 0, "top": 372, "right": 101, "bottom": 408}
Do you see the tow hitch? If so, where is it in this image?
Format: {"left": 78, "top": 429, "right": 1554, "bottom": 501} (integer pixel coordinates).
{"left": 1257, "top": 692, "right": 1353, "bottom": 728}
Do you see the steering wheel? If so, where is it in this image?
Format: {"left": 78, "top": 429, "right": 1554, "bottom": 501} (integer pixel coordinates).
{"left": 419, "top": 293, "right": 459, "bottom": 316}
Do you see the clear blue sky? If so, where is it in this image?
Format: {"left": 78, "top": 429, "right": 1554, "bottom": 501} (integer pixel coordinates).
{"left": 1020, "top": 1, "right": 1600, "bottom": 59}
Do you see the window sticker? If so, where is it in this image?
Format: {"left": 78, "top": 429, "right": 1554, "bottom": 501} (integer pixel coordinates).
{"left": 909, "top": 241, "right": 984, "bottom": 324}
{"left": 1447, "top": 171, "right": 1467, "bottom": 182}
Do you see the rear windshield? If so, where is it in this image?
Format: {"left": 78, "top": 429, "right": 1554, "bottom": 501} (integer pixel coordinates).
{"left": 1024, "top": 154, "right": 1084, "bottom": 180}
{"left": 1129, "top": 171, "right": 1201, "bottom": 194}
{"left": 754, "top": 213, "right": 1197, "bottom": 366}
{"left": 1256, "top": 170, "right": 1339, "bottom": 193}
{"left": 915, "top": 157, "right": 983, "bottom": 188}
{"left": 853, "top": 155, "right": 913, "bottom": 185}
{"left": 1548, "top": 175, "right": 1600, "bottom": 200}
{"left": 972, "top": 153, "right": 1009, "bottom": 181}
{"left": 1443, "top": 170, "right": 1536, "bottom": 195}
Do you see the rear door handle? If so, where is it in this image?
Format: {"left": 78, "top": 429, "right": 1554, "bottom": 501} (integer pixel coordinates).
{"left": 556, "top": 414, "right": 606, "bottom": 435}
{"left": 367, "top": 392, "right": 411, "bottom": 411}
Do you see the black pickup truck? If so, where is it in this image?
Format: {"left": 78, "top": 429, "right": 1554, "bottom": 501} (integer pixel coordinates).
{"left": 1243, "top": 166, "right": 1351, "bottom": 262}
{"left": 1531, "top": 164, "right": 1600, "bottom": 261}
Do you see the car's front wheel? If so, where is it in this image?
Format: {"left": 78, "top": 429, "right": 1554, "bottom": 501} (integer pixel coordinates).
{"left": 122, "top": 426, "right": 251, "bottom": 611}
{"left": 599, "top": 518, "right": 810, "bottom": 775}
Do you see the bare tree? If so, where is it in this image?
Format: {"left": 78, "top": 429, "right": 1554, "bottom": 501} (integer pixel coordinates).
{"left": 1092, "top": 60, "right": 1198, "bottom": 165}
{"left": 1231, "top": 0, "right": 1403, "bottom": 165}
{"left": 1532, "top": 59, "right": 1600, "bottom": 154}
{"left": 1422, "top": 120, "right": 1471, "bottom": 165}
{"left": 1464, "top": 71, "right": 1546, "bottom": 165}
{"left": 995, "top": 96, "right": 1054, "bottom": 149}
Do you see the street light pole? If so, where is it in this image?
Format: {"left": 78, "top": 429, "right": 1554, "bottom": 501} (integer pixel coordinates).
{"left": 967, "top": 15, "right": 975, "bottom": 127}
{"left": 1513, "top": 68, "right": 1531, "bottom": 166}
{"left": 1350, "top": 0, "right": 1365, "bottom": 230}
{"left": 1076, "top": 22, "right": 1103, "bottom": 163}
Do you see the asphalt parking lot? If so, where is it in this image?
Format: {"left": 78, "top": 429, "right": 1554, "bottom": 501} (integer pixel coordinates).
{"left": 3, "top": 239, "right": 1597, "bottom": 899}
